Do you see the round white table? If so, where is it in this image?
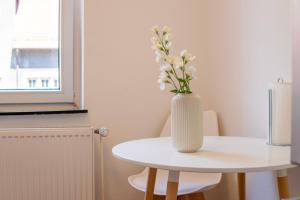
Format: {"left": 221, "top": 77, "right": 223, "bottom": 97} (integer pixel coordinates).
{"left": 112, "top": 136, "right": 295, "bottom": 200}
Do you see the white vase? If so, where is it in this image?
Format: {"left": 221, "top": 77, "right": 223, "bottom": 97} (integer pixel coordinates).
{"left": 171, "top": 94, "right": 203, "bottom": 152}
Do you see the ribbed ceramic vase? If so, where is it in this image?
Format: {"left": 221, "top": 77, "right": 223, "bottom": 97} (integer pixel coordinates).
{"left": 171, "top": 94, "right": 203, "bottom": 152}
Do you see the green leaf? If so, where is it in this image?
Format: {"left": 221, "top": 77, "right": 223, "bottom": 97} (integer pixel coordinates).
{"left": 170, "top": 89, "right": 178, "bottom": 93}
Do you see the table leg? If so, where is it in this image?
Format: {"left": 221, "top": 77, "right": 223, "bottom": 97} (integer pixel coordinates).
{"left": 195, "top": 192, "right": 206, "bottom": 200}
{"left": 175, "top": 193, "right": 206, "bottom": 200}
{"left": 166, "top": 170, "right": 180, "bottom": 200}
{"left": 238, "top": 173, "right": 246, "bottom": 200}
{"left": 153, "top": 195, "right": 165, "bottom": 200}
{"left": 277, "top": 170, "right": 289, "bottom": 199}
{"left": 144, "top": 168, "right": 157, "bottom": 200}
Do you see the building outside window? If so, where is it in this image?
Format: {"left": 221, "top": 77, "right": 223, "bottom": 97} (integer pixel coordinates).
{"left": 0, "top": 0, "right": 59, "bottom": 91}
{"left": 41, "top": 79, "right": 49, "bottom": 88}
{"left": 54, "top": 79, "right": 58, "bottom": 88}
{"left": 0, "top": 0, "right": 78, "bottom": 104}
{"left": 28, "top": 79, "right": 37, "bottom": 88}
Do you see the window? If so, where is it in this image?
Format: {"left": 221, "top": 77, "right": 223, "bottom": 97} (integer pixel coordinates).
{"left": 54, "top": 79, "right": 58, "bottom": 88}
{"left": 0, "top": 0, "right": 81, "bottom": 104}
{"left": 41, "top": 79, "right": 49, "bottom": 88}
{"left": 28, "top": 79, "right": 37, "bottom": 88}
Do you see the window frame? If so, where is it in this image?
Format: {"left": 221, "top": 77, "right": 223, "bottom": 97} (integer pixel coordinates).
{"left": 0, "top": 0, "right": 81, "bottom": 105}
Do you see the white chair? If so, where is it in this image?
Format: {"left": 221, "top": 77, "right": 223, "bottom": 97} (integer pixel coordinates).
{"left": 128, "top": 110, "right": 222, "bottom": 200}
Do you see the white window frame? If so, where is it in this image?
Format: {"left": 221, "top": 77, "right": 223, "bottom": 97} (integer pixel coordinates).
{"left": 0, "top": 0, "right": 82, "bottom": 105}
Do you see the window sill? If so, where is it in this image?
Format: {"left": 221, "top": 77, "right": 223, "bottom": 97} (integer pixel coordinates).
{"left": 0, "top": 109, "right": 88, "bottom": 116}
{"left": 0, "top": 103, "right": 87, "bottom": 116}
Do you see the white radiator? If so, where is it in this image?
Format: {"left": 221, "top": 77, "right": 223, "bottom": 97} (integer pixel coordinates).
{"left": 0, "top": 127, "right": 94, "bottom": 200}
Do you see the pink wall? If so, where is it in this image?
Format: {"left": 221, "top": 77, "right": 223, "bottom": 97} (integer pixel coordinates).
{"left": 85, "top": 0, "right": 298, "bottom": 199}
{"left": 292, "top": 0, "right": 300, "bottom": 165}
{"left": 0, "top": 0, "right": 296, "bottom": 200}
{"left": 84, "top": 1, "right": 208, "bottom": 199}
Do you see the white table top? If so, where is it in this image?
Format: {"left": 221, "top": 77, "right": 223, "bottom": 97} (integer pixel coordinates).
{"left": 112, "top": 136, "right": 295, "bottom": 173}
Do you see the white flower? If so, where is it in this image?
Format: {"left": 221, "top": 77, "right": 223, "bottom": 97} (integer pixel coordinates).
{"left": 163, "top": 33, "right": 171, "bottom": 41}
{"left": 165, "top": 56, "right": 173, "bottom": 64}
{"left": 155, "top": 56, "right": 161, "bottom": 63}
{"left": 155, "top": 51, "right": 162, "bottom": 63}
{"left": 158, "top": 71, "right": 168, "bottom": 91}
{"left": 150, "top": 36, "right": 158, "bottom": 44}
{"left": 160, "top": 64, "right": 172, "bottom": 72}
{"left": 151, "top": 38, "right": 161, "bottom": 51}
{"left": 166, "top": 56, "right": 179, "bottom": 66}
{"left": 162, "top": 26, "right": 171, "bottom": 33}
{"left": 151, "top": 25, "right": 195, "bottom": 93}
{"left": 151, "top": 25, "right": 159, "bottom": 33}
{"left": 165, "top": 41, "right": 172, "bottom": 48}
{"left": 158, "top": 73, "right": 167, "bottom": 90}
{"left": 159, "top": 71, "right": 168, "bottom": 80}
{"left": 180, "top": 49, "right": 188, "bottom": 57}
{"left": 167, "top": 56, "right": 180, "bottom": 69}
{"left": 180, "top": 49, "right": 195, "bottom": 62}
{"left": 175, "top": 60, "right": 184, "bottom": 69}
{"left": 159, "top": 83, "right": 166, "bottom": 90}
{"left": 155, "top": 50, "right": 161, "bottom": 56}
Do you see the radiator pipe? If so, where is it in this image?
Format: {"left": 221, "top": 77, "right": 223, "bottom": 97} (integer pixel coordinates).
{"left": 94, "top": 127, "right": 109, "bottom": 200}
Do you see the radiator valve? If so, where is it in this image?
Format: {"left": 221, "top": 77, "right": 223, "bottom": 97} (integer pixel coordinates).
{"left": 94, "top": 127, "right": 109, "bottom": 137}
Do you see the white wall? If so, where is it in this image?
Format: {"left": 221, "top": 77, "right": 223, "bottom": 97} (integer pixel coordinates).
{"left": 85, "top": 0, "right": 299, "bottom": 199}
{"left": 84, "top": 1, "right": 210, "bottom": 199}
{"left": 0, "top": 0, "right": 298, "bottom": 200}
{"left": 193, "top": 0, "right": 300, "bottom": 199}
{"left": 292, "top": 0, "right": 300, "bottom": 165}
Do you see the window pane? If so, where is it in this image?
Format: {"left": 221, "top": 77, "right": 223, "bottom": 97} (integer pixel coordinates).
{"left": 0, "top": 0, "right": 60, "bottom": 90}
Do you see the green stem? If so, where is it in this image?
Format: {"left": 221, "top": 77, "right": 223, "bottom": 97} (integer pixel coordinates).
{"left": 157, "top": 34, "right": 169, "bottom": 56}
{"left": 155, "top": 31, "right": 192, "bottom": 93}
{"left": 166, "top": 71, "right": 178, "bottom": 91}
{"left": 181, "top": 58, "right": 186, "bottom": 92}
{"left": 170, "top": 64, "right": 183, "bottom": 91}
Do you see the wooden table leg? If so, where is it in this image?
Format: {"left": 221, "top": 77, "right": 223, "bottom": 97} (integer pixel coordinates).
{"left": 153, "top": 195, "right": 165, "bottom": 200}
{"left": 197, "top": 192, "right": 206, "bottom": 200}
{"left": 144, "top": 168, "right": 157, "bottom": 200}
{"left": 166, "top": 170, "right": 180, "bottom": 200}
{"left": 238, "top": 173, "right": 246, "bottom": 200}
{"left": 277, "top": 170, "right": 289, "bottom": 199}
{"left": 178, "top": 192, "right": 206, "bottom": 200}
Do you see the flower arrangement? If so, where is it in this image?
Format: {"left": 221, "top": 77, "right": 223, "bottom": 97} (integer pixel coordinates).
{"left": 151, "top": 26, "right": 196, "bottom": 94}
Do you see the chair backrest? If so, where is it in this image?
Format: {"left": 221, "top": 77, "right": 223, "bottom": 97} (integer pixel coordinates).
{"left": 160, "top": 110, "right": 219, "bottom": 137}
